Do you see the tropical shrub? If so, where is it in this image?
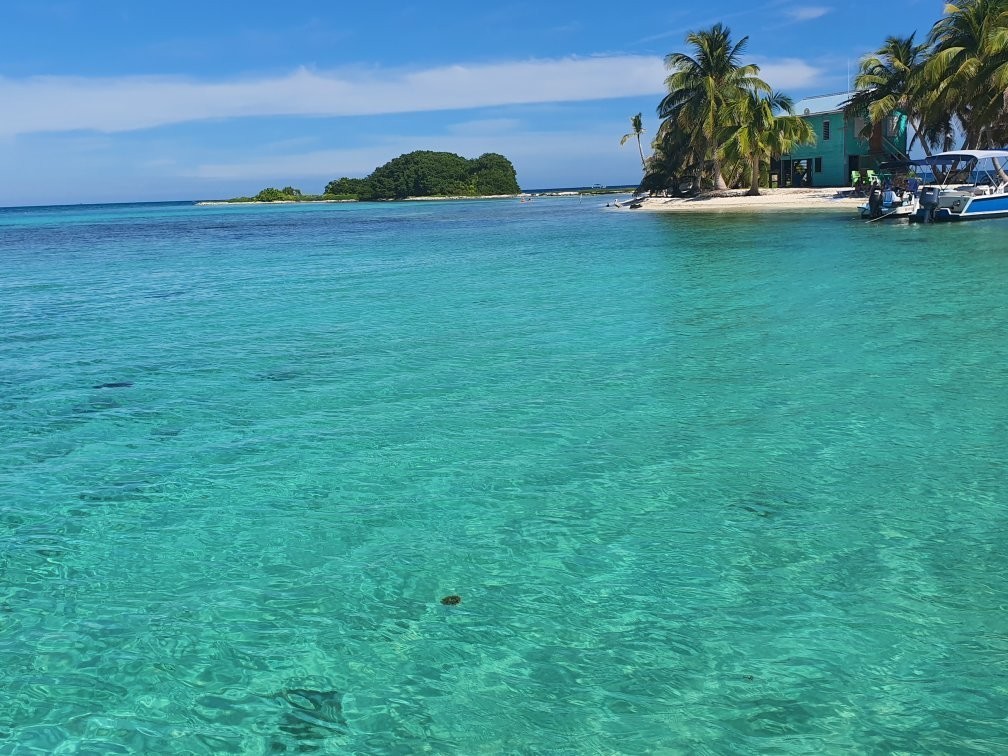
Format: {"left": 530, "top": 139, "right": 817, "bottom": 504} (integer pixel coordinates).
{"left": 325, "top": 151, "right": 520, "bottom": 200}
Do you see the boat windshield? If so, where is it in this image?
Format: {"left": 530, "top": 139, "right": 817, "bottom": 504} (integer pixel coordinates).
{"left": 877, "top": 158, "right": 933, "bottom": 186}
{"left": 923, "top": 152, "right": 1008, "bottom": 188}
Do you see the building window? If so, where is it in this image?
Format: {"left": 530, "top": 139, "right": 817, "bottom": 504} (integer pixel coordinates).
{"left": 814, "top": 157, "right": 822, "bottom": 173}
{"left": 823, "top": 120, "right": 831, "bottom": 140}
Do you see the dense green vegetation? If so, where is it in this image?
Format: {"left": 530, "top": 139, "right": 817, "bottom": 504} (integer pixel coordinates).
{"left": 326, "top": 151, "right": 520, "bottom": 200}
{"left": 845, "top": 0, "right": 1008, "bottom": 154}
{"left": 643, "top": 23, "right": 815, "bottom": 195}
{"left": 230, "top": 151, "right": 519, "bottom": 203}
{"left": 227, "top": 186, "right": 355, "bottom": 203}
{"left": 640, "top": 0, "right": 1008, "bottom": 194}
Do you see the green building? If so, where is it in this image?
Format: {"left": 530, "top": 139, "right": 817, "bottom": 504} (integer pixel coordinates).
{"left": 772, "top": 92, "right": 909, "bottom": 188}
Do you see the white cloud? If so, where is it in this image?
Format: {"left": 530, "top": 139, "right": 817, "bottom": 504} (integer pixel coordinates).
{"left": 0, "top": 58, "right": 668, "bottom": 137}
{"left": 786, "top": 6, "right": 831, "bottom": 21}
{"left": 751, "top": 58, "right": 824, "bottom": 90}
{"left": 0, "top": 53, "right": 830, "bottom": 139}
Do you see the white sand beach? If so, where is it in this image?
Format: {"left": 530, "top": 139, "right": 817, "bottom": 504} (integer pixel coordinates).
{"left": 625, "top": 187, "right": 862, "bottom": 212}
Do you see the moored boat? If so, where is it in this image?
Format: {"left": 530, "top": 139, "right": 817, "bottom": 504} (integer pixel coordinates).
{"left": 859, "top": 185, "right": 919, "bottom": 221}
{"left": 857, "top": 157, "right": 928, "bottom": 221}
{"left": 909, "top": 150, "right": 1008, "bottom": 223}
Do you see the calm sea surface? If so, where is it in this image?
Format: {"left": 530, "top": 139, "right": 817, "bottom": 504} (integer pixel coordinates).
{"left": 2, "top": 198, "right": 1007, "bottom": 754}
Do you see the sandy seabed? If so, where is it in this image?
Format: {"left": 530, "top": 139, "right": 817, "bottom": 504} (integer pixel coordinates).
{"left": 626, "top": 187, "right": 863, "bottom": 212}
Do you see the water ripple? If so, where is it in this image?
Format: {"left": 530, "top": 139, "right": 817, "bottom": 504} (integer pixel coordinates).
{"left": 2, "top": 200, "right": 1007, "bottom": 752}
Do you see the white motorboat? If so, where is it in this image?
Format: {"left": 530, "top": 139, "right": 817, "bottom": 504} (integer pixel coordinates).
{"left": 859, "top": 185, "right": 919, "bottom": 221}
{"left": 857, "top": 157, "right": 931, "bottom": 221}
{"left": 910, "top": 150, "right": 1008, "bottom": 223}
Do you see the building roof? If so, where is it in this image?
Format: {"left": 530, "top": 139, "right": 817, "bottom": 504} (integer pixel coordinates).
{"left": 792, "top": 92, "right": 853, "bottom": 116}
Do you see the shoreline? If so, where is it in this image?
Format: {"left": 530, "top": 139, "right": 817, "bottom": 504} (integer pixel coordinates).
{"left": 195, "top": 199, "right": 358, "bottom": 206}
{"left": 621, "top": 187, "right": 862, "bottom": 213}
{"left": 196, "top": 188, "right": 638, "bottom": 206}
{"left": 195, "top": 195, "right": 519, "bottom": 206}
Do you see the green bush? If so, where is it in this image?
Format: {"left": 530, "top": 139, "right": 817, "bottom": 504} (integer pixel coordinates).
{"left": 237, "top": 152, "right": 520, "bottom": 203}
{"left": 254, "top": 187, "right": 288, "bottom": 202}
{"left": 325, "top": 151, "right": 519, "bottom": 200}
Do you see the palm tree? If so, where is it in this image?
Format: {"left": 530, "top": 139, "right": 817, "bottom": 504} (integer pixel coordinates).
{"left": 658, "top": 23, "right": 770, "bottom": 190}
{"left": 620, "top": 113, "right": 648, "bottom": 172}
{"left": 641, "top": 126, "right": 702, "bottom": 196}
{"left": 926, "top": 0, "right": 1008, "bottom": 148}
{"left": 725, "top": 91, "right": 816, "bottom": 195}
{"left": 844, "top": 34, "right": 937, "bottom": 156}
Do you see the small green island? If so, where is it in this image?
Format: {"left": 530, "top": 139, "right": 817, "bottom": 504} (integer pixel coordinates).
{"left": 220, "top": 150, "right": 521, "bottom": 203}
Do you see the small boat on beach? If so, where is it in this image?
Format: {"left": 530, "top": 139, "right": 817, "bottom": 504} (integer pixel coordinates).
{"left": 858, "top": 158, "right": 928, "bottom": 221}
{"left": 613, "top": 193, "right": 648, "bottom": 209}
{"left": 859, "top": 185, "right": 919, "bottom": 221}
{"left": 909, "top": 150, "right": 1008, "bottom": 223}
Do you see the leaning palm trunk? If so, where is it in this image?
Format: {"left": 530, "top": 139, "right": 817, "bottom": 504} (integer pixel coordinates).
{"left": 621, "top": 113, "right": 649, "bottom": 173}
{"left": 713, "top": 161, "right": 729, "bottom": 190}
{"left": 990, "top": 127, "right": 1008, "bottom": 182}
{"left": 710, "top": 139, "right": 729, "bottom": 189}
{"left": 746, "top": 153, "right": 761, "bottom": 195}
{"left": 909, "top": 116, "right": 934, "bottom": 156}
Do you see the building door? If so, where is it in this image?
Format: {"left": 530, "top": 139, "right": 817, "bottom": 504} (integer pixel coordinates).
{"left": 790, "top": 159, "right": 812, "bottom": 187}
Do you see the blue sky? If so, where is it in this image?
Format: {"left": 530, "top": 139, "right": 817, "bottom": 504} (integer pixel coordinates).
{"left": 1, "top": 1, "right": 942, "bottom": 205}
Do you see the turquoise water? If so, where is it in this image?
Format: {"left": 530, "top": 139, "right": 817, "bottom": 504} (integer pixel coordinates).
{"left": 2, "top": 198, "right": 1007, "bottom": 754}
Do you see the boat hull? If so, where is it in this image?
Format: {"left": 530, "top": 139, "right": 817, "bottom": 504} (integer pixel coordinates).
{"left": 858, "top": 203, "right": 914, "bottom": 221}
{"left": 912, "top": 193, "right": 1008, "bottom": 222}
{"left": 905, "top": 151, "right": 1008, "bottom": 223}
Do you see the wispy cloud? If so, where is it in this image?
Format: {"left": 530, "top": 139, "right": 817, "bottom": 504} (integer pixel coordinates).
{"left": 0, "top": 51, "right": 829, "bottom": 139}
{"left": 751, "top": 58, "right": 824, "bottom": 89}
{"left": 0, "top": 57, "right": 668, "bottom": 137}
{"left": 632, "top": 1, "right": 805, "bottom": 47}
{"left": 785, "top": 5, "right": 832, "bottom": 21}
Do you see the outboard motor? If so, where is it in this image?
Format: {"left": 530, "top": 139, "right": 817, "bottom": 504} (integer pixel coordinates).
{"left": 868, "top": 188, "right": 883, "bottom": 219}
{"left": 918, "top": 185, "right": 940, "bottom": 223}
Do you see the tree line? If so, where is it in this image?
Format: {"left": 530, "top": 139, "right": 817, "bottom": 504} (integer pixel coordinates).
{"left": 326, "top": 151, "right": 520, "bottom": 200}
{"left": 638, "top": 22, "right": 815, "bottom": 196}
{"left": 845, "top": 0, "right": 1008, "bottom": 155}
{"left": 233, "top": 151, "right": 520, "bottom": 202}
{"left": 636, "top": 0, "right": 1008, "bottom": 195}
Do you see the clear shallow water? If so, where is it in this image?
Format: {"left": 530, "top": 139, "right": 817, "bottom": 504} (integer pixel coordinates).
{"left": 2, "top": 198, "right": 1007, "bottom": 754}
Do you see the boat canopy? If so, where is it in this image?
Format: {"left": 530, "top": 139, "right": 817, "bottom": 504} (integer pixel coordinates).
{"left": 916, "top": 149, "right": 1008, "bottom": 188}
{"left": 880, "top": 151, "right": 1008, "bottom": 173}
{"left": 926, "top": 150, "right": 1008, "bottom": 163}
